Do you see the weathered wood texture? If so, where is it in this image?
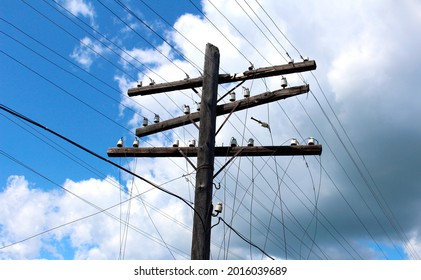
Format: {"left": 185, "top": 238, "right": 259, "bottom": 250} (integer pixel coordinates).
{"left": 107, "top": 145, "right": 322, "bottom": 157}
{"left": 191, "top": 43, "right": 220, "bottom": 260}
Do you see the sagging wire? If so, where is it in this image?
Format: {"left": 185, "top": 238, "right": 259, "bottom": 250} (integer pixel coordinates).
{"left": 211, "top": 217, "right": 275, "bottom": 260}
{"left": 0, "top": 104, "right": 206, "bottom": 232}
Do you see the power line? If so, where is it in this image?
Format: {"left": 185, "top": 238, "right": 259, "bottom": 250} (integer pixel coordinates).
{"left": 253, "top": 0, "right": 304, "bottom": 59}
{"left": 251, "top": 0, "right": 414, "bottom": 258}
{"left": 20, "top": 0, "right": 137, "bottom": 81}
{"left": 0, "top": 29, "right": 151, "bottom": 122}
{"left": 0, "top": 104, "right": 202, "bottom": 227}
{"left": 188, "top": 0, "right": 253, "bottom": 66}
{"left": 206, "top": 0, "right": 273, "bottom": 66}
{"left": 135, "top": 0, "right": 229, "bottom": 75}
{"left": 234, "top": 0, "right": 288, "bottom": 63}
{"left": 46, "top": 1, "right": 205, "bottom": 142}
{"left": 0, "top": 149, "right": 191, "bottom": 259}
{"left": 4, "top": 0, "right": 411, "bottom": 260}
{"left": 97, "top": 0, "right": 188, "bottom": 77}
{"left": 0, "top": 50, "right": 134, "bottom": 135}
{"left": 45, "top": 0, "right": 153, "bottom": 79}
{"left": 113, "top": 0, "right": 203, "bottom": 76}
{"left": 1, "top": 20, "right": 196, "bottom": 155}
{"left": 309, "top": 74, "right": 419, "bottom": 259}
{"left": 45, "top": 0, "right": 207, "bottom": 132}
{"left": 214, "top": 217, "right": 275, "bottom": 260}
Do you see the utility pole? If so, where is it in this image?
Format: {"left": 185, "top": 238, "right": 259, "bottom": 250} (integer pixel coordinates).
{"left": 190, "top": 43, "right": 220, "bottom": 260}
{"left": 107, "top": 43, "right": 320, "bottom": 260}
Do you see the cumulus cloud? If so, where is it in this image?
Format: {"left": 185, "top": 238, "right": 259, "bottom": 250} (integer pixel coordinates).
{"left": 58, "top": 0, "right": 95, "bottom": 23}
{"left": 2, "top": 0, "right": 421, "bottom": 260}
{"left": 70, "top": 36, "right": 109, "bottom": 70}
{"left": 0, "top": 175, "right": 193, "bottom": 259}
{"left": 112, "top": 0, "right": 421, "bottom": 260}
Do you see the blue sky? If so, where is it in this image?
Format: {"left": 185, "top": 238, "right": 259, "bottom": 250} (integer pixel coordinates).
{"left": 1, "top": 0, "right": 421, "bottom": 260}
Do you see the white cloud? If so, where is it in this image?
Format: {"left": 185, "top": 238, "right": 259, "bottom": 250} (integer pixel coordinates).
{"left": 112, "top": 0, "right": 421, "bottom": 260}
{"left": 59, "top": 0, "right": 95, "bottom": 22}
{"left": 3, "top": 0, "right": 421, "bottom": 260}
{"left": 405, "top": 231, "right": 421, "bottom": 260}
{"left": 0, "top": 176, "right": 57, "bottom": 259}
{"left": 0, "top": 175, "right": 194, "bottom": 259}
{"left": 120, "top": 43, "right": 173, "bottom": 69}
{"left": 70, "top": 36, "right": 108, "bottom": 70}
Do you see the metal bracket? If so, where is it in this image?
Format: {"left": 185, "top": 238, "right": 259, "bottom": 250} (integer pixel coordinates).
{"left": 215, "top": 102, "right": 240, "bottom": 136}
{"left": 213, "top": 148, "right": 243, "bottom": 178}
{"left": 178, "top": 148, "right": 197, "bottom": 170}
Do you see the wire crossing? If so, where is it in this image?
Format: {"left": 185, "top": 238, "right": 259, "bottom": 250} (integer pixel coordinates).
{"left": 107, "top": 43, "right": 321, "bottom": 260}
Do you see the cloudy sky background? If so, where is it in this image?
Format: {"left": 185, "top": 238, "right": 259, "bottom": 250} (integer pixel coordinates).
{"left": 1, "top": 0, "right": 421, "bottom": 260}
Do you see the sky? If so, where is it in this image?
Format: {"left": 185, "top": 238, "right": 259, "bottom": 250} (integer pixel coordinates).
{"left": 1, "top": 0, "right": 421, "bottom": 260}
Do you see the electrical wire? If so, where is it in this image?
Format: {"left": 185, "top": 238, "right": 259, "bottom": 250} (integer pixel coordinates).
{"left": 1, "top": 29, "right": 151, "bottom": 122}
{"left": 188, "top": 0, "right": 253, "bottom": 66}
{"left": 253, "top": 0, "right": 304, "bottom": 59}
{"left": 1, "top": 106, "right": 201, "bottom": 248}
{"left": 3, "top": 0, "right": 411, "bottom": 260}
{"left": 237, "top": 1, "right": 410, "bottom": 258}
{"left": 27, "top": 0, "right": 200, "bottom": 128}
{"left": 43, "top": 0, "right": 204, "bottom": 131}
{"left": 130, "top": 170, "right": 177, "bottom": 260}
{"left": 215, "top": 217, "right": 274, "bottom": 260}
{"left": 214, "top": 149, "right": 329, "bottom": 259}
{"left": 206, "top": 0, "right": 273, "bottom": 66}
{"left": 113, "top": 0, "right": 202, "bottom": 76}
{"left": 266, "top": 97, "right": 288, "bottom": 259}
{"left": 234, "top": 0, "right": 288, "bottom": 63}
{"left": 134, "top": 0, "right": 227, "bottom": 75}
{"left": 253, "top": 0, "right": 415, "bottom": 259}
{"left": 97, "top": 0, "right": 187, "bottom": 77}
{"left": 1, "top": 25, "right": 195, "bottom": 161}
{"left": 20, "top": 0, "right": 137, "bottom": 81}
{"left": 16, "top": 0, "right": 199, "bottom": 151}
{"left": 0, "top": 149, "right": 191, "bottom": 259}
{"left": 0, "top": 104, "right": 206, "bottom": 231}
{"left": 310, "top": 75, "right": 418, "bottom": 259}
{"left": 244, "top": 0, "right": 292, "bottom": 60}
{"left": 0, "top": 50, "right": 133, "bottom": 135}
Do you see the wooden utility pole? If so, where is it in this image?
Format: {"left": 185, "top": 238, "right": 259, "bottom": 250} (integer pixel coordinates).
{"left": 190, "top": 43, "right": 220, "bottom": 260}
{"left": 107, "top": 43, "right": 320, "bottom": 260}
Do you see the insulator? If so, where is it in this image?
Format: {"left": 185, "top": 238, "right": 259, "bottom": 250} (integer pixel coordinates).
{"left": 308, "top": 137, "right": 315, "bottom": 145}
{"left": 116, "top": 137, "right": 123, "bottom": 147}
{"left": 214, "top": 202, "right": 223, "bottom": 213}
{"left": 247, "top": 138, "right": 254, "bottom": 146}
{"left": 230, "top": 137, "right": 237, "bottom": 147}
{"left": 196, "top": 102, "right": 201, "bottom": 111}
{"left": 188, "top": 140, "right": 196, "bottom": 147}
{"left": 281, "top": 76, "right": 288, "bottom": 88}
{"left": 142, "top": 117, "right": 148, "bottom": 127}
{"left": 137, "top": 81, "right": 142, "bottom": 87}
{"left": 184, "top": 105, "right": 190, "bottom": 114}
{"left": 133, "top": 137, "right": 139, "bottom": 148}
{"left": 172, "top": 139, "right": 179, "bottom": 147}
{"left": 290, "top": 138, "right": 298, "bottom": 146}
{"left": 243, "top": 87, "right": 250, "bottom": 98}
{"left": 229, "top": 92, "right": 236, "bottom": 102}
{"left": 154, "top": 114, "right": 160, "bottom": 123}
